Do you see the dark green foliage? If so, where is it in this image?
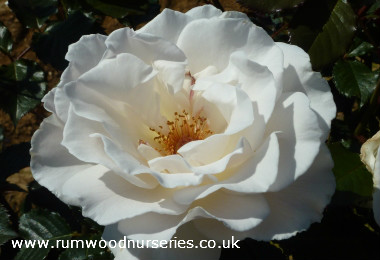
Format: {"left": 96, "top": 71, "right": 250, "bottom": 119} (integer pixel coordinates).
{"left": 7, "top": 0, "right": 58, "bottom": 28}
{"left": 289, "top": 0, "right": 356, "bottom": 69}
{"left": 0, "top": 22, "right": 13, "bottom": 54}
{"left": 0, "top": 204, "right": 18, "bottom": 246}
{"left": 0, "top": 60, "right": 46, "bottom": 125}
{"left": 238, "top": 0, "right": 305, "bottom": 12}
{"left": 333, "top": 60, "right": 378, "bottom": 106}
{"left": 32, "top": 12, "right": 103, "bottom": 70}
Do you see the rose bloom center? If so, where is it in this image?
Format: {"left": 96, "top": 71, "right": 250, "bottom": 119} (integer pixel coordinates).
{"left": 146, "top": 109, "right": 213, "bottom": 156}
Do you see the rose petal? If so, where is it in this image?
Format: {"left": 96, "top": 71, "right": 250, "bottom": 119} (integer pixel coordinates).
{"left": 264, "top": 92, "right": 322, "bottom": 190}
{"left": 194, "top": 144, "right": 335, "bottom": 241}
{"left": 177, "top": 18, "right": 283, "bottom": 80}
{"left": 50, "top": 34, "right": 107, "bottom": 121}
{"left": 61, "top": 167, "right": 186, "bottom": 225}
{"left": 30, "top": 114, "right": 92, "bottom": 206}
{"left": 65, "top": 34, "right": 107, "bottom": 77}
{"left": 138, "top": 8, "right": 193, "bottom": 44}
{"left": 103, "top": 221, "right": 221, "bottom": 260}
{"left": 41, "top": 88, "right": 56, "bottom": 113}
{"left": 173, "top": 133, "right": 280, "bottom": 205}
{"left": 185, "top": 5, "right": 222, "bottom": 19}
{"left": 277, "top": 42, "right": 336, "bottom": 139}
{"left": 103, "top": 28, "right": 187, "bottom": 65}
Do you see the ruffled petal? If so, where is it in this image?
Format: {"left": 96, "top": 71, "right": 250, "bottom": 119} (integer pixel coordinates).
{"left": 277, "top": 42, "right": 336, "bottom": 139}
{"left": 61, "top": 167, "right": 186, "bottom": 225}
{"left": 194, "top": 144, "right": 335, "bottom": 241}
{"left": 65, "top": 34, "right": 107, "bottom": 77}
{"left": 177, "top": 18, "right": 283, "bottom": 80}
{"left": 103, "top": 221, "right": 221, "bottom": 260}
{"left": 264, "top": 92, "right": 322, "bottom": 190}
{"left": 50, "top": 34, "right": 107, "bottom": 121}
{"left": 138, "top": 8, "right": 193, "bottom": 44}
{"left": 173, "top": 133, "right": 280, "bottom": 205}
{"left": 30, "top": 114, "right": 92, "bottom": 206}
{"left": 103, "top": 28, "right": 187, "bottom": 65}
{"left": 185, "top": 5, "right": 222, "bottom": 19}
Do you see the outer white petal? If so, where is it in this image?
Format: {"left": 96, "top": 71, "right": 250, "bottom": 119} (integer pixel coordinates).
{"left": 60, "top": 166, "right": 186, "bottom": 225}
{"left": 185, "top": 5, "right": 222, "bottom": 19}
{"left": 194, "top": 144, "right": 335, "bottom": 241}
{"left": 103, "top": 221, "right": 221, "bottom": 260}
{"left": 177, "top": 18, "right": 284, "bottom": 82}
{"left": 65, "top": 34, "right": 108, "bottom": 77}
{"left": 51, "top": 34, "right": 107, "bottom": 122}
{"left": 41, "top": 88, "right": 56, "bottom": 113}
{"left": 264, "top": 92, "right": 323, "bottom": 190}
{"left": 103, "top": 28, "right": 186, "bottom": 65}
{"left": 30, "top": 114, "right": 92, "bottom": 206}
{"left": 276, "top": 42, "right": 336, "bottom": 139}
{"left": 103, "top": 191, "right": 268, "bottom": 243}
{"left": 138, "top": 8, "right": 193, "bottom": 44}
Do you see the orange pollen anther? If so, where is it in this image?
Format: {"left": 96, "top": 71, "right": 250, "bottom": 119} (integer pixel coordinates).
{"left": 149, "top": 110, "right": 212, "bottom": 155}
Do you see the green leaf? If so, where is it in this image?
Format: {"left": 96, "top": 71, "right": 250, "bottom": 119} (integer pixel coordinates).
{"left": 32, "top": 11, "right": 103, "bottom": 70}
{"left": 347, "top": 41, "right": 375, "bottom": 57}
{"left": 7, "top": 0, "right": 58, "bottom": 28}
{"left": 14, "top": 247, "right": 51, "bottom": 260}
{"left": 58, "top": 234, "right": 112, "bottom": 260}
{"left": 85, "top": 0, "right": 148, "bottom": 18}
{"left": 332, "top": 60, "right": 378, "bottom": 105}
{"left": 0, "top": 60, "right": 46, "bottom": 125}
{"left": 15, "top": 209, "right": 72, "bottom": 260}
{"left": 290, "top": 0, "right": 356, "bottom": 69}
{"left": 19, "top": 209, "right": 71, "bottom": 240}
{"left": 238, "top": 0, "right": 305, "bottom": 12}
{"left": 0, "top": 204, "right": 18, "bottom": 246}
{"left": 0, "top": 22, "right": 13, "bottom": 54}
{"left": 329, "top": 143, "right": 374, "bottom": 197}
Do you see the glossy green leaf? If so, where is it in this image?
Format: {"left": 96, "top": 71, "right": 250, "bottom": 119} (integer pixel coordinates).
{"left": 0, "top": 22, "right": 13, "bottom": 54}
{"left": 347, "top": 41, "right": 375, "bottom": 57}
{"left": 7, "top": 0, "right": 58, "bottom": 28}
{"left": 58, "top": 235, "right": 112, "bottom": 260}
{"left": 0, "top": 204, "right": 18, "bottom": 246}
{"left": 15, "top": 209, "right": 72, "bottom": 260}
{"left": 85, "top": 0, "right": 148, "bottom": 18}
{"left": 329, "top": 143, "right": 373, "bottom": 197}
{"left": 290, "top": 0, "right": 356, "bottom": 69}
{"left": 14, "top": 247, "right": 51, "bottom": 260}
{"left": 32, "top": 11, "right": 103, "bottom": 70}
{"left": 238, "top": 0, "right": 305, "bottom": 12}
{"left": 0, "top": 60, "right": 46, "bottom": 125}
{"left": 333, "top": 60, "right": 378, "bottom": 105}
{"left": 19, "top": 209, "right": 71, "bottom": 240}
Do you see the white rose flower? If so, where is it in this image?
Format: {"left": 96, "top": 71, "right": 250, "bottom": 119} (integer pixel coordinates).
{"left": 360, "top": 131, "right": 380, "bottom": 227}
{"left": 30, "top": 5, "right": 336, "bottom": 260}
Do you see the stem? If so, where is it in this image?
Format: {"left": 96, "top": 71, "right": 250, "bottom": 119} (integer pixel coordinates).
{"left": 354, "top": 73, "right": 380, "bottom": 136}
{"left": 16, "top": 46, "right": 31, "bottom": 60}
{"left": 271, "top": 23, "right": 288, "bottom": 39}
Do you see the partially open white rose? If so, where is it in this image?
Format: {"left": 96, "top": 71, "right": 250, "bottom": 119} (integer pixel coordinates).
{"left": 360, "top": 131, "right": 380, "bottom": 227}
{"left": 30, "top": 5, "right": 336, "bottom": 259}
